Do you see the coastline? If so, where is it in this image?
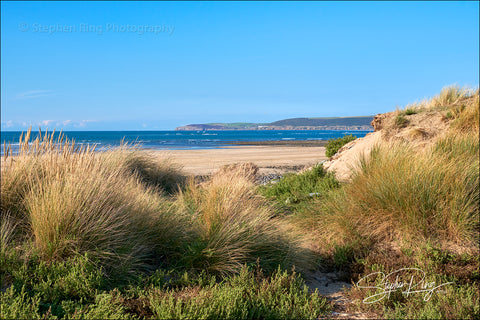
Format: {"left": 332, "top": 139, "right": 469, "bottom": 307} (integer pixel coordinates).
{"left": 227, "top": 140, "right": 328, "bottom": 146}
{"left": 1, "top": 138, "right": 328, "bottom": 177}
{"left": 151, "top": 145, "right": 327, "bottom": 177}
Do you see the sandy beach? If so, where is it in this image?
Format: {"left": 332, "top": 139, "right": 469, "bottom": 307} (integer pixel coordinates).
{"left": 152, "top": 145, "right": 327, "bottom": 176}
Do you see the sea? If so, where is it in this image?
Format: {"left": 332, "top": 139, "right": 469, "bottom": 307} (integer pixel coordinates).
{"left": 0, "top": 130, "right": 372, "bottom": 155}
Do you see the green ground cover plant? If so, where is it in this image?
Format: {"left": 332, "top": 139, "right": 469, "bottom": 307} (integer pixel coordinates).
{"left": 325, "top": 134, "right": 357, "bottom": 157}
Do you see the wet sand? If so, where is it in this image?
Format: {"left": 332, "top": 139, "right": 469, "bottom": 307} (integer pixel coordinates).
{"left": 152, "top": 145, "right": 327, "bottom": 176}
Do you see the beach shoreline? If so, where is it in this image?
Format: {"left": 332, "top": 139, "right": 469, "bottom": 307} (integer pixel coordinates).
{"left": 151, "top": 145, "right": 327, "bottom": 177}
{"left": 226, "top": 140, "right": 328, "bottom": 146}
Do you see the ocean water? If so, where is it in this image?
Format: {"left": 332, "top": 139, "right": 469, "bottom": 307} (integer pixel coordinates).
{"left": 1, "top": 130, "right": 372, "bottom": 155}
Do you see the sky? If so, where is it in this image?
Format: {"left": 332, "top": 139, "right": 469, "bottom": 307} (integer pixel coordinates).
{"left": 1, "top": 1, "right": 479, "bottom": 131}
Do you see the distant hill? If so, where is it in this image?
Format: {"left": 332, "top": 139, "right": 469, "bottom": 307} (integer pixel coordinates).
{"left": 175, "top": 116, "right": 374, "bottom": 131}
{"left": 269, "top": 116, "right": 374, "bottom": 127}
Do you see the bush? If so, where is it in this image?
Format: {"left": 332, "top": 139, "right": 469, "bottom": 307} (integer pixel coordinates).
{"left": 325, "top": 134, "right": 357, "bottom": 158}
{"left": 0, "top": 254, "right": 105, "bottom": 318}
{"left": 1, "top": 260, "right": 332, "bottom": 319}
{"left": 148, "top": 267, "right": 331, "bottom": 320}
{"left": 0, "top": 286, "right": 42, "bottom": 319}
{"left": 82, "top": 293, "right": 132, "bottom": 319}
{"left": 259, "top": 164, "right": 339, "bottom": 205}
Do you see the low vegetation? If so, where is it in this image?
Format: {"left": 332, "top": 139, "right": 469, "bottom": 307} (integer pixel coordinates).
{"left": 399, "top": 86, "right": 476, "bottom": 114}
{"left": 261, "top": 85, "right": 479, "bottom": 318}
{"left": 1, "top": 252, "right": 329, "bottom": 319}
{"left": 1, "top": 86, "right": 478, "bottom": 319}
{"left": 325, "top": 134, "right": 357, "bottom": 157}
{"left": 0, "top": 129, "right": 326, "bottom": 319}
{"left": 1, "top": 133, "right": 188, "bottom": 278}
{"left": 258, "top": 164, "right": 339, "bottom": 207}
{"left": 394, "top": 114, "right": 409, "bottom": 127}
{"left": 174, "top": 169, "right": 309, "bottom": 275}
{"left": 320, "top": 131, "right": 479, "bottom": 246}
{"left": 404, "top": 107, "right": 417, "bottom": 115}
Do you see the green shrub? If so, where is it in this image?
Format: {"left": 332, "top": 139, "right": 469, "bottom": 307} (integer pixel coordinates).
{"left": 325, "top": 134, "right": 357, "bottom": 158}
{"left": 0, "top": 286, "right": 42, "bottom": 319}
{"left": 383, "top": 284, "right": 479, "bottom": 320}
{"left": 82, "top": 293, "right": 132, "bottom": 320}
{"left": 259, "top": 164, "right": 339, "bottom": 205}
{"left": 0, "top": 254, "right": 108, "bottom": 318}
{"left": 148, "top": 267, "right": 331, "bottom": 320}
{"left": 12, "top": 254, "right": 104, "bottom": 303}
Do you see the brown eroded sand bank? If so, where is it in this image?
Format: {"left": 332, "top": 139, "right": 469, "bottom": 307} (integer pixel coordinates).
{"left": 151, "top": 145, "right": 327, "bottom": 176}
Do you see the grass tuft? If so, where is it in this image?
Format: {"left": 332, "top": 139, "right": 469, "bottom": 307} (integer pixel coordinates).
{"left": 176, "top": 166, "right": 311, "bottom": 276}
{"left": 1, "top": 129, "right": 188, "bottom": 276}
{"left": 404, "top": 108, "right": 417, "bottom": 115}
{"left": 103, "top": 148, "right": 186, "bottom": 194}
{"left": 394, "top": 114, "right": 409, "bottom": 128}
{"left": 320, "top": 136, "right": 478, "bottom": 246}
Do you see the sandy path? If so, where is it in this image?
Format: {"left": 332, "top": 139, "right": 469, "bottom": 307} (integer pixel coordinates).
{"left": 151, "top": 146, "right": 327, "bottom": 176}
{"left": 307, "top": 271, "right": 373, "bottom": 319}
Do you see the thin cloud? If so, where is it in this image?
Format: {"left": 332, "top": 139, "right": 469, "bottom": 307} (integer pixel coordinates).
{"left": 1, "top": 119, "right": 99, "bottom": 130}
{"left": 40, "top": 120, "right": 54, "bottom": 127}
{"left": 73, "top": 120, "right": 97, "bottom": 128}
{"left": 15, "top": 90, "right": 56, "bottom": 100}
{"left": 3, "top": 120, "right": 14, "bottom": 128}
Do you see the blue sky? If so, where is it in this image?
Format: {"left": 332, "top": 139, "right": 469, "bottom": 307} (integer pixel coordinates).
{"left": 1, "top": 1, "right": 478, "bottom": 131}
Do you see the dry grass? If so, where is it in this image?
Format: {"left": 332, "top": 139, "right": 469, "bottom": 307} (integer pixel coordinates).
{"left": 407, "top": 127, "right": 427, "bottom": 139}
{"left": 400, "top": 85, "right": 477, "bottom": 113}
{"left": 430, "top": 86, "right": 476, "bottom": 109}
{"left": 0, "top": 129, "right": 188, "bottom": 275}
{"left": 176, "top": 166, "right": 311, "bottom": 276}
{"left": 447, "top": 91, "right": 479, "bottom": 132}
{"left": 1, "top": 128, "right": 311, "bottom": 277}
{"left": 385, "top": 86, "right": 478, "bottom": 142}
{"left": 0, "top": 213, "right": 17, "bottom": 255}
{"left": 101, "top": 149, "right": 186, "bottom": 194}
{"left": 314, "top": 87, "right": 479, "bottom": 250}
{"left": 216, "top": 162, "right": 259, "bottom": 182}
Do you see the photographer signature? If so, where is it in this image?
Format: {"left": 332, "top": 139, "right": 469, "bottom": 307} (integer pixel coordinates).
{"left": 356, "top": 268, "right": 453, "bottom": 304}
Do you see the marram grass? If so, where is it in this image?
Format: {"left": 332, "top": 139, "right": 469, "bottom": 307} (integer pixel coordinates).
{"left": 1, "top": 129, "right": 188, "bottom": 276}
{"left": 175, "top": 167, "right": 313, "bottom": 276}
{"left": 1, "top": 128, "right": 312, "bottom": 278}
{"left": 315, "top": 87, "right": 479, "bottom": 249}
